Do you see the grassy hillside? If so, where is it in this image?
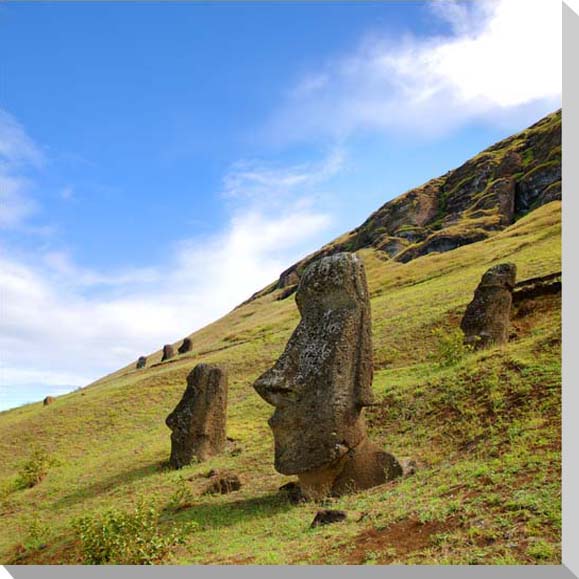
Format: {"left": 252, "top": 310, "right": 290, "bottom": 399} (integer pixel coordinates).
{"left": 0, "top": 200, "right": 561, "bottom": 565}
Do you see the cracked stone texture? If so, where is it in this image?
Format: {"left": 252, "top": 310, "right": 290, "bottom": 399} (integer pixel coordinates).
{"left": 253, "top": 252, "right": 401, "bottom": 498}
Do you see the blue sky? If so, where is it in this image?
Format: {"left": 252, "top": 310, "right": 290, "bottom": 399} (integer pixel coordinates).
{"left": 0, "top": 0, "right": 561, "bottom": 410}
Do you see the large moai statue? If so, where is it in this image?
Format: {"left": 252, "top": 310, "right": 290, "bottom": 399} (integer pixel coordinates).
{"left": 136, "top": 356, "right": 147, "bottom": 369}
{"left": 161, "top": 344, "right": 175, "bottom": 362}
{"left": 166, "top": 363, "right": 228, "bottom": 469}
{"left": 178, "top": 337, "right": 192, "bottom": 355}
{"left": 461, "top": 263, "right": 516, "bottom": 348}
{"left": 253, "top": 252, "right": 401, "bottom": 499}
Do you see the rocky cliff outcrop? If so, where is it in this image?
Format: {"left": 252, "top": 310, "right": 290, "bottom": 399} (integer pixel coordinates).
{"left": 250, "top": 110, "right": 560, "bottom": 302}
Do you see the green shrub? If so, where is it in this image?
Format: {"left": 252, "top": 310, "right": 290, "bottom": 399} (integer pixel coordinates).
{"left": 23, "top": 514, "right": 49, "bottom": 550}
{"left": 16, "top": 448, "right": 57, "bottom": 489}
{"left": 74, "top": 500, "right": 196, "bottom": 564}
{"left": 431, "top": 328, "right": 472, "bottom": 368}
{"left": 165, "top": 476, "right": 194, "bottom": 512}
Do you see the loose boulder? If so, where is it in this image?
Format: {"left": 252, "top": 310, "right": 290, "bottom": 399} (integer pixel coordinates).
{"left": 178, "top": 338, "right": 193, "bottom": 355}
{"left": 311, "top": 510, "right": 348, "bottom": 528}
{"left": 461, "top": 263, "right": 517, "bottom": 348}
{"left": 43, "top": 396, "right": 55, "bottom": 406}
{"left": 253, "top": 252, "right": 402, "bottom": 499}
{"left": 136, "top": 356, "right": 147, "bottom": 369}
{"left": 161, "top": 344, "right": 175, "bottom": 362}
{"left": 202, "top": 471, "right": 241, "bottom": 495}
{"left": 165, "top": 363, "right": 228, "bottom": 469}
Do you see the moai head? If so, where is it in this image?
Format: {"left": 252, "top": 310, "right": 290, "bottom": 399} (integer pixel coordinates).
{"left": 461, "top": 263, "right": 517, "bottom": 348}
{"left": 253, "top": 253, "right": 374, "bottom": 476}
{"left": 166, "top": 363, "right": 228, "bottom": 468}
{"left": 136, "top": 356, "right": 147, "bottom": 369}
{"left": 178, "top": 337, "right": 192, "bottom": 355}
{"left": 161, "top": 344, "right": 175, "bottom": 362}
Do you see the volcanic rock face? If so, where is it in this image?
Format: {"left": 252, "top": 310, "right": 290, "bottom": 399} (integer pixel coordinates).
{"left": 244, "top": 110, "right": 559, "bottom": 304}
{"left": 136, "top": 356, "right": 147, "bottom": 369}
{"left": 253, "top": 253, "right": 401, "bottom": 499}
{"left": 161, "top": 345, "right": 175, "bottom": 362}
{"left": 166, "top": 363, "right": 228, "bottom": 469}
{"left": 178, "top": 338, "right": 192, "bottom": 355}
{"left": 461, "top": 263, "right": 517, "bottom": 348}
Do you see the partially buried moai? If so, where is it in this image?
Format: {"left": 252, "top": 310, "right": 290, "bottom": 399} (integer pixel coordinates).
{"left": 166, "top": 363, "right": 228, "bottom": 469}
{"left": 178, "top": 337, "right": 192, "bottom": 354}
{"left": 161, "top": 344, "right": 175, "bottom": 362}
{"left": 461, "top": 263, "right": 516, "bottom": 348}
{"left": 136, "top": 356, "right": 147, "bottom": 369}
{"left": 253, "top": 252, "right": 402, "bottom": 499}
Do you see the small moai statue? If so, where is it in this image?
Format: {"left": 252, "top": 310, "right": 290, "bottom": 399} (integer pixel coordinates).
{"left": 43, "top": 396, "right": 55, "bottom": 406}
{"left": 461, "top": 263, "right": 517, "bottom": 348}
{"left": 253, "top": 252, "right": 402, "bottom": 499}
{"left": 165, "top": 363, "right": 228, "bottom": 469}
{"left": 136, "top": 356, "right": 147, "bottom": 369}
{"left": 161, "top": 344, "right": 175, "bottom": 362}
{"left": 178, "top": 338, "right": 192, "bottom": 355}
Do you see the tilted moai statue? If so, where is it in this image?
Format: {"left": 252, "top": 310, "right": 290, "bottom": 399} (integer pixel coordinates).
{"left": 178, "top": 337, "right": 192, "bottom": 355}
{"left": 166, "top": 363, "right": 228, "bottom": 469}
{"left": 161, "top": 344, "right": 175, "bottom": 362}
{"left": 136, "top": 356, "right": 147, "bottom": 369}
{"left": 253, "top": 252, "right": 402, "bottom": 499}
{"left": 461, "top": 263, "right": 516, "bottom": 348}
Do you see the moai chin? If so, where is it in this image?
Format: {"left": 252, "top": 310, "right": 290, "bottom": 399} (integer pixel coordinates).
{"left": 461, "top": 263, "right": 516, "bottom": 348}
{"left": 253, "top": 252, "right": 401, "bottom": 499}
{"left": 166, "top": 363, "right": 228, "bottom": 469}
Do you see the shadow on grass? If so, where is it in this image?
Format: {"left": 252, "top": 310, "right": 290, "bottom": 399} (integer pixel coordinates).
{"left": 52, "top": 460, "right": 166, "bottom": 509}
{"left": 169, "top": 492, "right": 294, "bottom": 529}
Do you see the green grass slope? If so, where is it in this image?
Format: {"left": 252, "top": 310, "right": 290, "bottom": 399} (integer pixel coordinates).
{"left": 0, "top": 201, "right": 560, "bottom": 565}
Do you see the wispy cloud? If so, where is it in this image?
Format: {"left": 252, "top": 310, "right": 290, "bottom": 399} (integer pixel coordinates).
{"left": 269, "top": 0, "right": 561, "bottom": 142}
{"left": 222, "top": 148, "right": 345, "bottom": 203}
{"left": 0, "top": 110, "right": 44, "bottom": 229}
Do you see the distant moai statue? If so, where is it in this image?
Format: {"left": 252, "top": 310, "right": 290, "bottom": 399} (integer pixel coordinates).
{"left": 161, "top": 344, "right": 175, "bottom": 362}
{"left": 461, "top": 263, "right": 517, "bottom": 348}
{"left": 136, "top": 356, "right": 147, "bottom": 369}
{"left": 178, "top": 338, "right": 192, "bottom": 355}
{"left": 43, "top": 396, "right": 55, "bottom": 406}
{"left": 253, "top": 252, "right": 401, "bottom": 499}
{"left": 165, "top": 363, "right": 228, "bottom": 469}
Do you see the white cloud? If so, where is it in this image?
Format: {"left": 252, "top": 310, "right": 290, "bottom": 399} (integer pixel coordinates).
{"left": 0, "top": 151, "right": 338, "bottom": 410}
{"left": 0, "top": 110, "right": 44, "bottom": 229}
{"left": 269, "top": 0, "right": 561, "bottom": 141}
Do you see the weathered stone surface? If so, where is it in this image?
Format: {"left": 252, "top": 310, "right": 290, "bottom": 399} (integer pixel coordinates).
{"left": 311, "top": 510, "right": 348, "bottom": 528}
{"left": 178, "top": 338, "right": 192, "bottom": 355}
{"left": 253, "top": 252, "right": 401, "bottom": 499}
{"left": 461, "top": 263, "right": 517, "bottom": 348}
{"left": 202, "top": 471, "right": 241, "bottom": 495}
{"left": 43, "top": 396, "right": 55, "bottom": 406}
{"left": 515, "top": 163, "right": 561, "bottom": 213}
{"left": 165, "top": 363, "right": 228, "bottom": 469}
{"left": 136, "top": 356, "right": 147, "bottom": 369}
{"left": 161, "top": 344, "right": 175, "bottom": 362}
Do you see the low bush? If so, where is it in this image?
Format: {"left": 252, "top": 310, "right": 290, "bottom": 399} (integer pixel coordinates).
{"left": 16, "top": 448, "right": 57, "bottom": 489}
{"left": 74, "top": 500, "right": 196, "bottom": 564}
